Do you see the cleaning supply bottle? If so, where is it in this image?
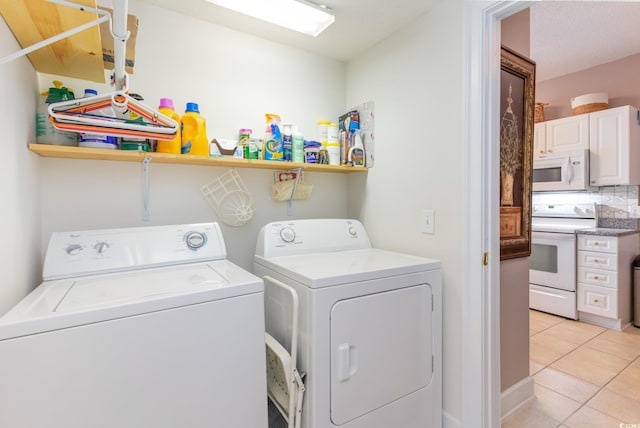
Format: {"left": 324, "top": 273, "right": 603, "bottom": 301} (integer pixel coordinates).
{"left": 292, "top": 129, "right": 304, "bottom": 163}
{"left": 282, "top": 123, "right": 293, "bottom": 161}
{"left": 36, "top": 80, "right": 78, "bottom": 146}
{"left": 181, "top": 102, "right": 209, "bottom": 156}
{"left": 348, "top": 132, "right": 366, "bottom": 167}
{"left": 264, "top": 113, "right": 283, "bottom": 161}
{"left": 156, "top": 98, "right": 182, "bottom": 154}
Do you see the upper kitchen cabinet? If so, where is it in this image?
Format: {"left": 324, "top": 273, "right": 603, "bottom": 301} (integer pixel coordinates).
{"left": 589, "top": 105, "right": 640, "bottom": 186}
{"left": 533, "top": 122, "right": 546, "bottom": 155}
{"left": 536, "top": 114, "right": 590, "bottom": 155}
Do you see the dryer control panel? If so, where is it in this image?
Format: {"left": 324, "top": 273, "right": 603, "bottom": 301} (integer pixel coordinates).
{"left": 255, "top": 219, "right": 371, "bottom": 258}
{"left": 43, "top": 223, "right": 226, "bottom": 280}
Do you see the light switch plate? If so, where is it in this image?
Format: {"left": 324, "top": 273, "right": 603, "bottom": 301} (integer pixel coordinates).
{"left": 421, "top": 210, "right": 435, "bottom": 234}
{"left": 630, "top": 206, "right": 640, "bottom": 218}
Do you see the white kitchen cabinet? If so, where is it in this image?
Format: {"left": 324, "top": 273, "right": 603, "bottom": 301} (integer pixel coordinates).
{"left": 535, "top": 114, "right": 589, "bottom": 155}
{"left": 577, "top": 233, "right": 639, "bottom": 330}
{"left": 533, "top": 122, "right": 546, "bottom": 155}
{"left": 589, "top": 105, "right": 640, "bottom": 186}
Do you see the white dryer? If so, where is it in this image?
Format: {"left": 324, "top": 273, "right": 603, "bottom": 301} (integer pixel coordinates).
{"left": 0, "top": 223, "right": 267, "bottom": 428}
{"left": 254, "top": 219, "right": 442, "bottom": 428}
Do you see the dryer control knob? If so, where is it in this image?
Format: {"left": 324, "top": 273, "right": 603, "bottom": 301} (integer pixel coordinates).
{"left": 280, "top": 227, "right": 296, "bottom": 243}
{"left": 185, "top": 231, "right": 206, "bottom": 250}
{"left": 348, "top": 226, "right": 357, "bottom": 236}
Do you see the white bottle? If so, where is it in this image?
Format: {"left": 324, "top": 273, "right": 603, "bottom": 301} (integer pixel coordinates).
{"left": 292, "top": 130, "right": 304, "bottom": 163}
{"left": 348, "top": 132, "right": 366, "bottom": 167}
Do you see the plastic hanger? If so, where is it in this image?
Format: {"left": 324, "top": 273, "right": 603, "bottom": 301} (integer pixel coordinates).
{"left": 48, "top": 74, "right": 179, "bottom": 140}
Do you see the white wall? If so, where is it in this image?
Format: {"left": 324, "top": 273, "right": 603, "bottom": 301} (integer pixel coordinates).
{"left": 346, "top": 1, "right": 463, "bottom": 423}
{"left": 0, "top": 19, "right": 42, "bottom": 315}
{"left": 36, "top": 0, "right": 351, "bottom": 272}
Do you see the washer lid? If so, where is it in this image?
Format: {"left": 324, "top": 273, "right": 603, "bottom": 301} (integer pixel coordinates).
{"left": 0, "top": 261, "right": 262, "bottom": 340}
{"left": 255, "top": 248, "right": 441, "bottom": 288}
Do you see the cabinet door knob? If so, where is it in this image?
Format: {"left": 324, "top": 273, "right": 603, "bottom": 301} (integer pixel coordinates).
{"left": 593, "top": 259, "right": 599, "bottom": 263}
{"left": 594, "top": 299, "right": 599, "bottom": 303}
{"left": 594, "top": 275, "right": 599, "bottom": 280}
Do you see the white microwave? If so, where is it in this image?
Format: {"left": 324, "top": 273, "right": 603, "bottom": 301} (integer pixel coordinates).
{"left": 532, "top": 149, "right": 589, "bottom": 192}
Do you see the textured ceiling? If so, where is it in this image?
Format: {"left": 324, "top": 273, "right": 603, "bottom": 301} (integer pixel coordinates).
{"left": 530, "top": 1, "right": 640, "bottom": 82}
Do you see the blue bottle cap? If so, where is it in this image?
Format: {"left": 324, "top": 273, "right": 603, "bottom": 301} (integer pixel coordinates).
{"left": 185, "top": 102, "right": 199, "bottom": 113}
{"left": 84, "top": 89, "right": 98, "bottom": 96}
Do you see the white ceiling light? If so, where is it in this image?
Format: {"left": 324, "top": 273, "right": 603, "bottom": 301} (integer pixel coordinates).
{"left": 206, "top": 0, "right": 335, "bottom": 37}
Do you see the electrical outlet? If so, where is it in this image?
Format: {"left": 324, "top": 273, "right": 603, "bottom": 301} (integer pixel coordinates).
{"left": 630, "top": 206, "right": 640, "bottom": 218}
{"left": 421, "top": 210, "right": 435, "bottom": 234}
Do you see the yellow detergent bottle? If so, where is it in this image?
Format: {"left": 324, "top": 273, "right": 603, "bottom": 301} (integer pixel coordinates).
{"left": 181, "top": 102, "right": 209, "bottom": 156}
{"left": 156, "top": 98, "right": 181, "bottom": 154}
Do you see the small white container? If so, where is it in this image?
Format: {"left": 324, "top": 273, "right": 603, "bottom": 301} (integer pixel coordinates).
{"left": 317, "top": 120, "right": 330, "bottom": 142}
{"left": 327, "top": 123, "right": 339, "bottom": 142}
{"left": 325, "top": 142, "right": 341, "bottom": 165}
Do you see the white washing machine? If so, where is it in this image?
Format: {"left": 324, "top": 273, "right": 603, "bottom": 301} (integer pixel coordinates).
{"left": 254, "top": 219, "right": 442, "bottom": 428}
{"left": 0, "top": 223, "right": 267, "bottom": 428}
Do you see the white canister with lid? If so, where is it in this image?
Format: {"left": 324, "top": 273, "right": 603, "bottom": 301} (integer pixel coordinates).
{"left": 317, "top": 120, "right": 330, "bottom": 142}
{"left": 327, "top": 123, "right": 339, "bottom": 143}
{"left": 325, "top": 142, "right": 341, "bottom": 165}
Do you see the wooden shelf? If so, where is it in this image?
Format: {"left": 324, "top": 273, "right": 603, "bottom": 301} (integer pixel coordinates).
{"left": 28, "top": 144, "right": 368, "bottom": 173}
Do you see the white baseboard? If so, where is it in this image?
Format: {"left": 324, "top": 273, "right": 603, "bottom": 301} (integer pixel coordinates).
{"left": 443, "top": 410, "right": 462, "bottom": 428}
{"left": 501, "top": 376, "right": 535, "bottom": 422}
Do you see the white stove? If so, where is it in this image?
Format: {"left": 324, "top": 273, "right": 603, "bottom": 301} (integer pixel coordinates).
{"left": 530, "top": 204, "right": 597, "bottom": 319}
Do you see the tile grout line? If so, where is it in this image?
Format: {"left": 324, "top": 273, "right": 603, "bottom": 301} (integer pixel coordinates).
{"left": 534, "top": 322, "right": 640, "bottom": 426}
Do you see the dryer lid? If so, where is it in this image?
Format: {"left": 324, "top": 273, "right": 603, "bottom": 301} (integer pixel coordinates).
{"left": 255, "top": 248, "right": 441, "bottom": 288}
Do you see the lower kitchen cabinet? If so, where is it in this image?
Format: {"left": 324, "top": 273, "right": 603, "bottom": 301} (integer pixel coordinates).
{"left": 577, "top": 232, "right": 640, "bottom": 330}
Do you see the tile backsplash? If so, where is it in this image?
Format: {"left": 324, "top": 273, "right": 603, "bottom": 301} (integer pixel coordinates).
{"left": 533, "top": 185, "right": 640, "bottom": 227}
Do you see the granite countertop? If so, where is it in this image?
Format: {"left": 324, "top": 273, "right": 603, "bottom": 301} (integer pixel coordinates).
{"left": 576, "top": 218, "right": 640, "bottom": 236}
{"left": 577, "top": 228, "right": 640, "bottom": 237}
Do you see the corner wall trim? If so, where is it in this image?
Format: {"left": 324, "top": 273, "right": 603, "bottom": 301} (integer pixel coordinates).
{"left": 501, "top": 376, "right": 535, "bottom": 423}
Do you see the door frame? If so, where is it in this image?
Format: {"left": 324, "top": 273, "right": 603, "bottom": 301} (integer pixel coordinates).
{"left": 463, "top": 1, "right": 534, "bottom": 427}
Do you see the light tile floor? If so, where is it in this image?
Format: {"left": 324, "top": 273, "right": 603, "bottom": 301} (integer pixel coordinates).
{"left": 502, "top": 310, "right": 640, "bottom": 428}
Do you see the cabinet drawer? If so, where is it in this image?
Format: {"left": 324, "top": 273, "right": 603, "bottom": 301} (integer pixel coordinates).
{"left": 578, "top": 235, "right": 617, "bottom": 253}
{"left": 577, "top": 250, "right": 618, "bottom": 271}
{"left": 577, "top": 267, "right": 618, "bottom": 289}
{"left": 577, "top": 283, "right": 617, "bottom": 319}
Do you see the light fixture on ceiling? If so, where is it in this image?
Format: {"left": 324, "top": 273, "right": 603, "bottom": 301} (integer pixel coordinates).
{"left": 206, "top": 0, "right": 335, "bottom": 37}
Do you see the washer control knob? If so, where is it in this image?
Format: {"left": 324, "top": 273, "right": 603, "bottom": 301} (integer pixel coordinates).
{"left": 185, "top": 231, "right": 206, "bottom": 250}
{"left": 65, "top": 244, "right": 83, "bottom": 255}
{"left": 348, "top": 226, "right": 357, "bottom": 236}
{"left": 280, "top": 227, "right": 296, "bottom": 243}
{"left": 93, "top": 241, "right": 110, "bottom": 254}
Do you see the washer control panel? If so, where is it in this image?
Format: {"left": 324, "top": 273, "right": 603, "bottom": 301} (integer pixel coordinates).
{"left": 43, "top": 223, "right": 226, "bottom": 281}
{"left": 255, "top": 219, "right": 371, "bottom": 258}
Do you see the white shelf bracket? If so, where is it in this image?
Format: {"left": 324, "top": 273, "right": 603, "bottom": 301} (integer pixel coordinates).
{"left": 142, "top": 156, "right": 152, "bottom": 222}
{"left": 286, "top": 167, "right": 303, "bottom": 217}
